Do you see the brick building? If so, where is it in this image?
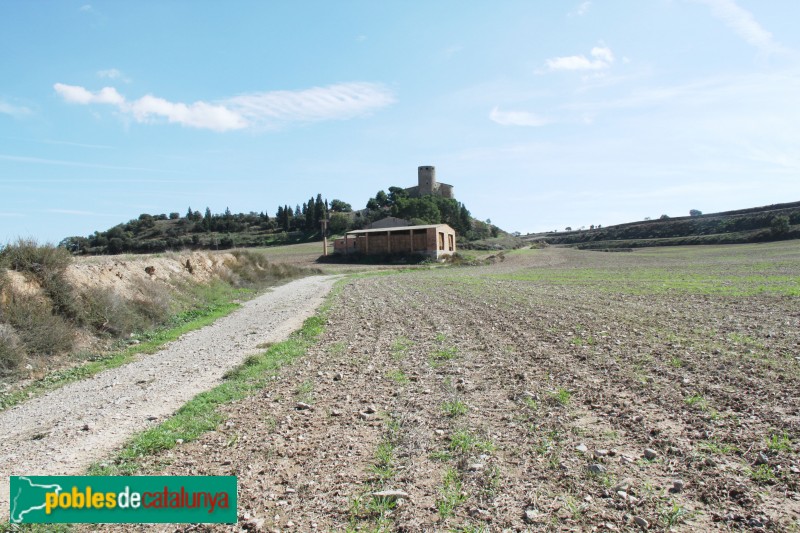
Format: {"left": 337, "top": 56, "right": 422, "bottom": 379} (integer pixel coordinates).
{"left": 333, "top": 223, "right": 456, "bottom": 259}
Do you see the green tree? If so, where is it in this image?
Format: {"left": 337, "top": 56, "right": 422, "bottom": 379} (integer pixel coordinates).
{"left": 459, "top": 204, "right": 471, "bottom": 234}
{"left": 330, "top": 199, "right": 352, "bottom": 212}
{"left": 771, "top": 215, "right": 790, "bottom": 235}
{"left": 387, "top": 186, "right": 407, "bottom": 205}
{"left": 328, "top": 212, "right": 351, "bottom": 234}
{"left": 313, "top": 194, "right": 326, "bottom": 229}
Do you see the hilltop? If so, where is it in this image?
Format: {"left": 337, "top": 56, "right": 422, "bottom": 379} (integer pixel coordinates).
{"left": 525, "top": 201, "right": 800, "bottom": 250}
{"left": 57, "top": 190, "right": 503, "bottom": 256}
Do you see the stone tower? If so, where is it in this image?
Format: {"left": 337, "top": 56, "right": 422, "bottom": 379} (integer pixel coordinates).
{"left": 418, "top": 166, "right": 436, "bottom": 195}
{"left": 403, "top": 165, "right": 454, "bottom": 199}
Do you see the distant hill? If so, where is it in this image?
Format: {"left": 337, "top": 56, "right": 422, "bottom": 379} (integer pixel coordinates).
{"left": 58, "top": 189, "right": 503, "bottom": 255}
{"left": 525, "top": 201, "right": 800, "bottom": 250}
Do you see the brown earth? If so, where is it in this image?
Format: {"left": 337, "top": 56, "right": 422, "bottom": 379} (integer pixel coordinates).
{"left": 89, "top": 243, "right": 799, "bottom": 532}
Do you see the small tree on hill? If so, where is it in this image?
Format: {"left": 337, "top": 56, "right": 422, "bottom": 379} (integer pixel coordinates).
{"left": 689, "top": 209, "right": 702, "bottom": 217}
{"left": 330, "top": 199, "right": 352, "bottom": 212}
{"left": 771, "top": 215, "right": 790, "bottom": 236}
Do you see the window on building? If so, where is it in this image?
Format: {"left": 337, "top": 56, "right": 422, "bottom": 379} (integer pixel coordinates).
{"left": 448, "top": 234, "right": 454, "bottom": 251}
{"left": 438, "top": 232, "right": 445, "bottom": 250}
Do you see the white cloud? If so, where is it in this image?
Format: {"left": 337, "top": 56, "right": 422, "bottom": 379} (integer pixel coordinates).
{"left": 79, "top": 4, "right": 92, "bottom": 11}
{"left": 0, "top": 101, "right": 31, "bottom": 117}
{"left": 693, "top": 0, "right": 779, "bottom": 53}
{"left": 53, "top": 82, "right": 395, "bottom": 132}
{"left": 97, "top": 68, "right": 128, "bottom": 81}
{"left": 571, "top": 1, "right": 592, "bottom": 16}
{"left": 129, "top": 95, "right": 247, "bottom": 131}
{"left": 54, "top": 83, "right": 124, "bottom": 105}
{"left": 545, "top": 46, "right": 615, "bottom": 71}
{"left": 489, "top": 107, "right": 550, "bottom": 127}
{"left": 226, "top": 83, "right": 395, "bottom": 126}
{"left": 97, "top": 68, "right": 121, "bottom": 79}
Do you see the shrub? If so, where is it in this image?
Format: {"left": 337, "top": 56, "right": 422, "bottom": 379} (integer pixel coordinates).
{"left": 2, "top": 293, "right": 73, "bottom": 355}
{"left": 79, "top": 288, "right": 146, "bottom": 337}
{"left": 0, "top": 239, "right": 79, "bottom": 319}
{"left": 771, "top": 215, "right": 790, "bottom": 236}
{"left": 0, "top": 238, "right": 73, "bottom": 273}
{"left": 130, "top": 278, "right": 173, "bottom": 327}
{"left": 225, "top": 250, "right": 319, "bottom": 289}
{"left": 0, "top": 324, "right": 25, "bottom": 375}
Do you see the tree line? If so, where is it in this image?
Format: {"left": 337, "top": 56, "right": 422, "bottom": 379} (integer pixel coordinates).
{"left": 58, "top": 186, "right": 496, "bottom": 255}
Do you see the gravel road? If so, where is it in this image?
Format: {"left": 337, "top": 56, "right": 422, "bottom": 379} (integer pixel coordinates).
{"left": 0, "top": 274, "right": 339, "bottom": 519}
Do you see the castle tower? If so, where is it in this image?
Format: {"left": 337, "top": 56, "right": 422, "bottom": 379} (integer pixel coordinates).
{"left": 418, "top": 165, "right": 436, "bottom": 195}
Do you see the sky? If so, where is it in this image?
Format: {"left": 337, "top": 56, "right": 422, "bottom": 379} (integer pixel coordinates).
{"left": 1, "top": 0, "right": 800, "bottom": 244}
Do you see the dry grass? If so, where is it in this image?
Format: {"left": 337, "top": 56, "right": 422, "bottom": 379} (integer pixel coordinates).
{"left": 0, "top": 325, "right": 24, "bottom": 376}
{"left": 1, "top": 293, "right": 74, "bottom": 356}
{"left": 224, "top": 249, "right": 321, "bottom": 288}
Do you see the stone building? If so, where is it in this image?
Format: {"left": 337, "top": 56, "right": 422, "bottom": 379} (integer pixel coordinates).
{"left": 333, "top": 223, "right": 456, "bottom": 259}
{"left": 403, "top": 166, "right": 454, "bottom": 199}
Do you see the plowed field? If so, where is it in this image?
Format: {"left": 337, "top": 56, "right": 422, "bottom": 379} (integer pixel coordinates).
{"left": 97, "top": 242, "right": 800, "bottom": 532}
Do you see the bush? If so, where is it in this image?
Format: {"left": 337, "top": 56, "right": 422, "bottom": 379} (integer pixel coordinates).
{"left": 0, "top": 324, "right": 25, "bottom": 375}
{"left": 0, "top": 239, "right": 79, "bottom": 319}
{"left": 225, "top": 250, "right": 319, "bottom": 288}
{"left": 79, "top": 288, "right": 146, "bottom": 337}
{"left": 771, "top": 215, "right": 790, "bottom": 236}
{"left": 0, "top": 238, "right": 72, "bottom": 274}
{"left": 2, "top": 293, "right": 74, "bottom": 355}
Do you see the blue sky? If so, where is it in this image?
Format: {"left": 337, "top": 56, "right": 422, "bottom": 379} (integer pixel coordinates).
{"left": 2, "top": 1, "right": 799, "bottom": 244}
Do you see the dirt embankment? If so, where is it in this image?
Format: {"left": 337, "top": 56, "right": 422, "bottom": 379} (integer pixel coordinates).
{"left": 65, "top": 251, "right": 240, "bottom": 297}
{"left": 0, "top": 249, "right": 314, "bottom": 384}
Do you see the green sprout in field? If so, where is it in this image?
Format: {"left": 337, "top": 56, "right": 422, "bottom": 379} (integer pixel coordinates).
{"left": 766, "top": 432, "right": 792, "bottom": 453}
{"left": 436, "top": 467, "right": 467, "bottom": 519}
{"left": 442, "top": 399, "right": 468, "bottom": 417}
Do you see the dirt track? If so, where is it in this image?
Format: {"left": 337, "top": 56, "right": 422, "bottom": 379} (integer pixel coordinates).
{"left": 0, "top": 274, "right": 339, "bottom": 521}
{"left": 100, "top": 244, "right": 800, "bottom": 532}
